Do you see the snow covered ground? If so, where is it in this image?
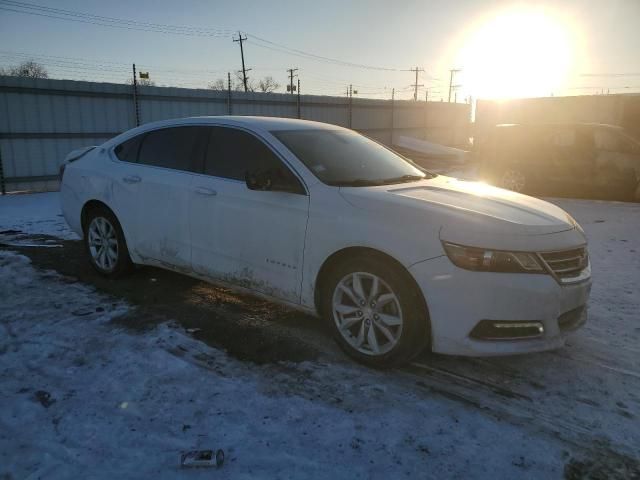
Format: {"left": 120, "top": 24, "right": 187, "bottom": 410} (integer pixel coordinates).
{"left": 1, "top": 191, "right": 639, "bottom": 479}
{"left": 0, "top": 192, "right": 78, "bottom": 240}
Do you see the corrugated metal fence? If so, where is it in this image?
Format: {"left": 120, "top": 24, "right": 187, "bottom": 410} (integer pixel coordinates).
{"left": 0, "top": 75, "right": 471, "bottom": 193}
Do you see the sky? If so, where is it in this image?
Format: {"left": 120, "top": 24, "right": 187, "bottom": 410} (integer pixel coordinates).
{"left": 0, "top": 0, "right": 639, "bottom": 100}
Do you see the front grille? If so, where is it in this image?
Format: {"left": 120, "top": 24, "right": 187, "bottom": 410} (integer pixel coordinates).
{"left": 539, "top": 247, "right": 589, "bottom": 283}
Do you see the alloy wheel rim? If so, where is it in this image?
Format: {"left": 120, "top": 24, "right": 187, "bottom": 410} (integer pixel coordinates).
{"left": 332, "top": 272, "right": 403, "bottom": 356}
{"left": 88, "top": 217, "right": 118, "bottom": 272}
{"left": 501, "top": 169, "right": 526, "bottom": 192}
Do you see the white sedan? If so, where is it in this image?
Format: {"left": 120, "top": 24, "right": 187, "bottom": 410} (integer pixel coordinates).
{"left": 60, "top": 116, "right": 591, "bottom": 367}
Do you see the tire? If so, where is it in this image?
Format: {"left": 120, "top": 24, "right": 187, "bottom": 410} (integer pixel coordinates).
{"left": 500, "top": 167, "right": 527, "bottom": 193}
{"left": 321, "top": 255, "right": 429, "bottom": 368}
{"left": 83, "top": 206, "right": 133, "bottom": 278}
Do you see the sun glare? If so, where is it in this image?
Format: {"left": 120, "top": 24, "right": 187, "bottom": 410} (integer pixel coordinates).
{"left": 455, "top": 9, "right": 577, "bottom": 99}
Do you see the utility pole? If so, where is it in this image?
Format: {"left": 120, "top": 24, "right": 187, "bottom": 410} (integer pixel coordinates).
{"left": 0, "top": 145, "right": 6, "bottom": 195}
{"left": 296, "top": 77, "right": 301, "bottom": 118}
{"left": 233, "top": 31, "right": 249, "bottom": 92}
{"left": 227, "top": 72, "right": 232, "bottom": 115}
{"left": 448, "top": 69, "right": 461, "bottom": 103}
{"left": 348, "top": 84, "right": 353, "bottom": 128}
{"left": 287, "top": 68, "right": 298, "bottom": 94}
{"left": 424, "top": 90, "right": 429, "bottom": 137}
{"left": 410, "top": 66, "right": 424, "bottom": 101}
{"left": 132, "top": 63, "right": 140, "bottom": 127}
{"left": 390, "top": 88, "right": 395, "bottom": 144}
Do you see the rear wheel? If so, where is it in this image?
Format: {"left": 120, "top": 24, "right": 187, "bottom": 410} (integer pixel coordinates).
{"left": 322, "top": 255, "right": 429, "bottom": 368}
{"left": 84, "top": 207, "right": 133, "bottom": 278}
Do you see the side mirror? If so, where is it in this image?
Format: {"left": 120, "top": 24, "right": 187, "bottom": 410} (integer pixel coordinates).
{"left": 245, "top": 169, "right": 306, "bottom": 195}
{"left": 245, "top": 171, "right": 273, "bottom": 191}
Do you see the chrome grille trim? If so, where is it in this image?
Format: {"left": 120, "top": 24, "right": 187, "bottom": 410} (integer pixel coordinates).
{"left": 538, "top": 246, "right": 590, "bottom": 284}
{"left": 545, "top": 255, "right": 583, "bottom": 264}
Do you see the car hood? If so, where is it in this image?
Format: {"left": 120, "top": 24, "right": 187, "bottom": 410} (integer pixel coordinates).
{"left": 339, "top": 175, "right": 584, "bottom": 250}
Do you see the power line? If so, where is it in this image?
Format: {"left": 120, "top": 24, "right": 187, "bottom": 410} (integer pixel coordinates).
{"left": 0, "top": 0, "right": 234, "bottom": 36}
{"left": 566, "top": 85, "right": 640, "bottom": 91}
{"left": 579, "top": 72, "right": 640, "bottom": 78}
{"left": 246, "top": 33, "right": 402, "bottom": 72}
{"left": 0, "top": 50, "right": 287, "bottom": 80}
{"left": 0, "top": 49, "right": 130, "bottom": 66}
{"left": 5, "top": 50, "right": 637, "bottom": 98}
{"left": 0, "top": 50, "right": 398, "bottom": 94}
{"left": 0, "top": 48, "right": 429, "bottom": 95}
{"left": 0, "top": 50, "right": 386, "bottom": 85}
{"left": 22, "top": 48, "right": 624, "bottom": 99}
{"left": 0, "top": 0, "right": 407, "bottom": 72}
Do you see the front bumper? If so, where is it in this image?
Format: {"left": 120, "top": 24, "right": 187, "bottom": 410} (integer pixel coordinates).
{"left": 409, "top": 255, "right": 591, "bottom": 356}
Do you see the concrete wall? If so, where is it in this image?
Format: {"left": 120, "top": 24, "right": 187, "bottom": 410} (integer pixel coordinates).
{"left": 0, "top": 75, "right": 471, "bottom": 192}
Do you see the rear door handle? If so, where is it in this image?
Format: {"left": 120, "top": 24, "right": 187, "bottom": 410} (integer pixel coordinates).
{"left": 195, "top": 186, "right": 217, "bottom": 196}
{"left": 122, "top": 175, "right": 141, "bottom": 184}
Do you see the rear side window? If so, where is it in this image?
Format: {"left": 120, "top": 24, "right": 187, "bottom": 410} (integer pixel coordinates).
{"left": 114, "top": 135, "right": 143, "bottom": 163}
{"left": 137, "top": 126, "right": 207, "bottom": 172}
{"left": 205, "top": 127, "right": 288, "bottom": 180}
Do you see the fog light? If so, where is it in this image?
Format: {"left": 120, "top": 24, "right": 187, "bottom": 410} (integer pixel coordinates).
{"left": 558, "top": 306, "right": 586, "bottom": 332}
{"left": 470, "top": 320, "right": 544, "bottom": 340}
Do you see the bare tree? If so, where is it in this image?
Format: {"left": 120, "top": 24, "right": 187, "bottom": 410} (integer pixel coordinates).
{"left": 128, "top": 77, "right": 156, "bottom": 87}
{"left": 208, "top": 78, "right": 227, "bottom": 91}
{"left": 233, "top": 71, "right": 256, "bottom": 92}
{"left": 258, "top": 76, "right": 280, "bottom": 93}
{"left": 4, "top": 60, "right": 48, "bottom": 78}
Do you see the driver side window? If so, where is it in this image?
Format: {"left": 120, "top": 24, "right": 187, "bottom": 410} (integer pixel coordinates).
{"left": 204, "top": 127, "right": 305, "bottom": 194}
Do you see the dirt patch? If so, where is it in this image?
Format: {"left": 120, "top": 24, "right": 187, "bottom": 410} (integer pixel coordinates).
{"left": 0, "top": 234, "right": 331, "bottom": 364}
{"left": 564, "top": 449, "right": 640, "bottom": 480}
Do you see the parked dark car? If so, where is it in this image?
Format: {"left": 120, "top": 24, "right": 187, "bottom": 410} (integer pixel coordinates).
{"left": 476, "top": 123, "right": 640, "bottom": 201}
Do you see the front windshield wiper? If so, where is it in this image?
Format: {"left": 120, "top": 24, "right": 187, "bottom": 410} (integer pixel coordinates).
{"left": 379, "top": 174, "right": 426, "bottom": 185}
{"left": 327, "top": 178, "right": 385, "bottom": 187}
{"left": 328, "top": 174, "right": 430, "bottom": 187}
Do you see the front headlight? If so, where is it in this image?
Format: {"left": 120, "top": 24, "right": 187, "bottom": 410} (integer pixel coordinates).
{"left": 442, "top": 242, "right": 545, "bottom": 274}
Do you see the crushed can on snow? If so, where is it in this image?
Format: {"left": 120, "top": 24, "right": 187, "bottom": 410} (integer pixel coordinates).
{"left": 180, "top": 449, "right": 225, "bottom": 468}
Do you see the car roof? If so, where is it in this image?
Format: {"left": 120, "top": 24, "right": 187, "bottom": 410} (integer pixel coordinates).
{"left": 104, "top": 116, "right": 349, "bottom": 148}
{"left": 137, "top": 115, "right": 346, "bottom": 132}
{"left": 493, "top": 122, "right": 623, "bottom": 130}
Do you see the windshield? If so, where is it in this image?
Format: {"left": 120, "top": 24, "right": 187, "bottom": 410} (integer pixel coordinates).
{"left": 272, "top": 129, "right": 431, "bottom": 186}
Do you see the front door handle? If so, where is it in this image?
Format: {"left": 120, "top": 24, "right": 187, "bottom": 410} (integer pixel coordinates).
{"left": 195, "top": 186, "right": 217, "bottom": 196}
{"left": 122, "top": 175, "right": 141, "bottom": 184}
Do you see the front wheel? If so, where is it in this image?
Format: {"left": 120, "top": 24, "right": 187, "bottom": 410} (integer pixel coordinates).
{"left": 322, "top": 256, "right": 429, "bottom": 368}
{"left": 84, "top": 207, "right": 133, "bottom": 278}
